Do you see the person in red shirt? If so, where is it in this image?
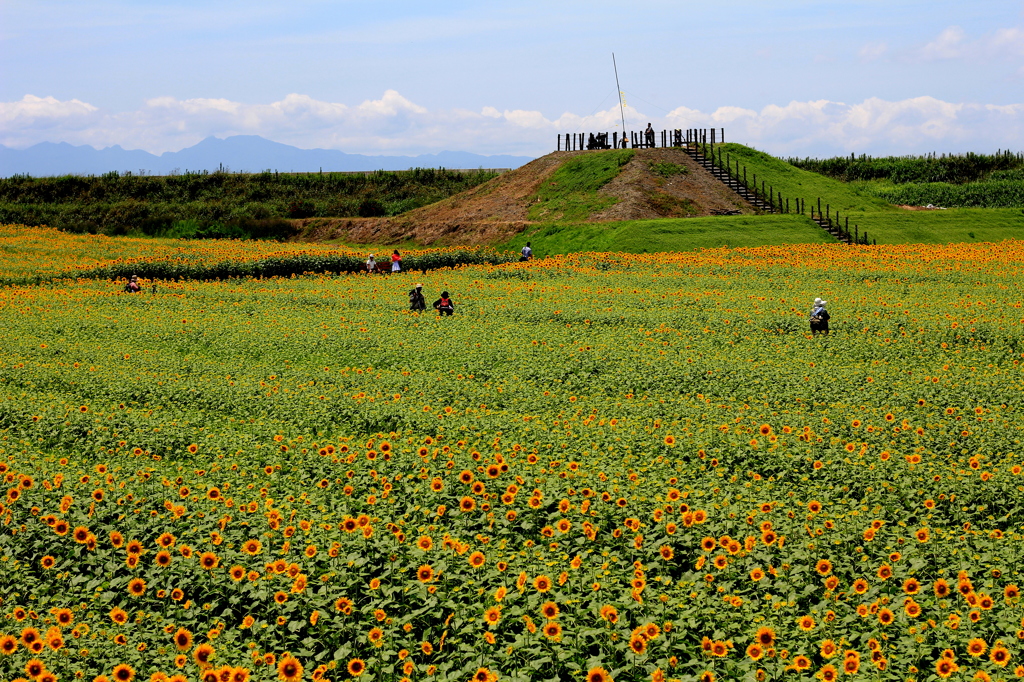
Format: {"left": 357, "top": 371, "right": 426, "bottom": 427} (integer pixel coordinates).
{"left": 391, "top": 250, "right": 402, "bottom": 273}
{"left": 433, "top": 291, "right": 455, "bottom": 316}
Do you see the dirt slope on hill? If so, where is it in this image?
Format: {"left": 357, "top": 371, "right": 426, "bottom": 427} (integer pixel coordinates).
{"left": 292, "top": 148, "right": 754, "bottom": 246}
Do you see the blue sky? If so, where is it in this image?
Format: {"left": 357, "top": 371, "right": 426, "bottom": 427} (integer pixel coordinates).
{"left": 2, "top": 0, "right": 1022, "bottom": 157}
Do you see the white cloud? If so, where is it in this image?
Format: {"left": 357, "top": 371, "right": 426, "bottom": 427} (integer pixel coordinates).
{"left": 858, "top": 41, "right": 887, "bottom": 62}
{"left": 917, "top": 25, "right": 1024, "bottom": 64}
{"left": 2, "top": 92, "right": 1023, "bottom": 158}
{"left": 921, "top": 26, "right": 965, "bottom": 60}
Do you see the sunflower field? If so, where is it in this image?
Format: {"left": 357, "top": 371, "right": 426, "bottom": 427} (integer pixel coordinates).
{"left": 2, "top": 226, "right": 1024, "bottom": 682}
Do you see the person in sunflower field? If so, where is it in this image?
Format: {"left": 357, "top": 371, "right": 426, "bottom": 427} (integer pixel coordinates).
{"left": 409, "top": 283, "right": 426, "bottom": 311}
{"left": 365, "top": 254, "right": 378, "bottom": 274}
{"left": 124, "top": 275, "right": 141, "bottom": 293}
{"left": 809, "top": 297, "right": 830, "bottom": 335}
{"left": 391, "top": 249, "right": 402, "bottom": 273}
{"left": 433, "top": 290, "right": 455, "bottom": 316}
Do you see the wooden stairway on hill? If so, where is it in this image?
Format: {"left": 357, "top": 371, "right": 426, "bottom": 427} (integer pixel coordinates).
{"left": 683, "top": 146, "right": 854, "bottom": 245}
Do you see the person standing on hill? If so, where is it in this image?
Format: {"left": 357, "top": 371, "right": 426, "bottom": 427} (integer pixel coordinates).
{"left": 433, "top": 291, "right": 455, "bottom": 316}
{"left": 810, "top": 297, "right": 830, "bottom": 335}
{"left": 409, "top": 283, "right": 426, "bottom": 311}
{"left": 645, "top": 123, "right": 655, "bottom": 148}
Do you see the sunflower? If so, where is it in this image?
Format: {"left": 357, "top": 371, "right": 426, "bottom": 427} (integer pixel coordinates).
{"left": 586, "top": 667, "right": 612, "bottom": 682}
{"left": 699, "top": 672, "right": 715, "bottom": 682}
{"left": 417, "top": 564, "right": 434, "bottom": 582}
{"left": 173, "top": 628, "right": 193, "bottom": 651}
{"left": 819, "top": 664, "right": 839, "bottom": 682}
{"left": 347, "top": 659, "right": 366, "bottom": 677}
{"left": 755, "top": 627, "right": 776, "bottom": 647}
{"left": 194, "top": 643, "right": 215, "bottom": 667}
{"left": 112, "top": 664, "right": 136, "bottom": 682}
{"left": 877, "top": 608, "right": 894, "bottom": 625}
{"left": 368, "top": 627, "right": 384, "bottom": 644}
{"left": 25, "top": 658, "right": 47, "bottom": 678}
{"left": 797, "top": 615, "right": 815, "bottom": 631}
{"left": 45, "top": 628, "right": 63, "bottom": 651}
{"left": 127, "top": 577, "right": 146, "bottom": 597}
{"left": 535, "top": 600, "right": 559, "bottom": 620}
{"left": 628, "top": 635, "right": 646, "bottom": 654}
{"left": 241, "top": 539, "right": 262, "bottom": 555}
{"left": 967, "top": 638, "right": 987, "bottom": 657}
{"left": 484, "top": 606, "right": 502, "bottom": 626}
{"left": 935, "top": 658, "right": 958, "bottom": 678}
{"left": 746, "top": 643, "right": 764, "bottom": 660}
{"left": 533, "top": 575, "right": 552, "bottom": 592}
{"left": 199, "top": 552, "right": 219, "bottom": 569}
{"left": 0, "top": 634, "right": 18, "bottom": 655}
{"left": 277, "top": 656, "right": 303, "bottom": 682}
{"left": 815, "top": 559, "right": 832, "bottom": 576}
{"left": 990, "top": 644, "right": 1012, "bottom": 667}
{"left": 468, "top": 551, "right": 486, "bottom": 568}
{"left": 543, "top": 621, "right": 563, "bottom": 641}
{"left": 109, "top": 608, "right": 128, "bottom": 625}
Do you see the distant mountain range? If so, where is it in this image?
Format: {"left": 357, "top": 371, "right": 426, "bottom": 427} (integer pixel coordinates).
{"left": 0, "top": 135, "right": 535, "bottom": 177}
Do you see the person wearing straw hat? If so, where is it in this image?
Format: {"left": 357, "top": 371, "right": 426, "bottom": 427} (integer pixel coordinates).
{"left": 409, "top": 283, "right": 426, "bottom": 311}
{"left": 809, "top": 297, "right": 830, "bottom": 335}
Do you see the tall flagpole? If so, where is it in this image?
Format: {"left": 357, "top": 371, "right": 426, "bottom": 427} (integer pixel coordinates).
{"left": 612, "top": 53, "right": 626, "bottom": 136}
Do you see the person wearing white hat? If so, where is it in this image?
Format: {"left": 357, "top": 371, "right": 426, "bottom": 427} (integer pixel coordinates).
{"left": 366, "top": 254, "right": 378, "bottom": 274}
{"left": 809, "top": 297, "right": 830, "bottom": 335}
{"left": 408, "top": 282, "right": 426, "bottom": 311}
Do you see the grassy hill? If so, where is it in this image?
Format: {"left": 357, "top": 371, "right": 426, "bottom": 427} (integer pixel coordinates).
{"left": 707, "top": 143, "right": 1024, "bottom": 244}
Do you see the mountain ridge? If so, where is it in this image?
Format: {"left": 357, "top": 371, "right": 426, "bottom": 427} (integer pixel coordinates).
{"left": 0, "top": 135, "right": 534, "bottom": 177}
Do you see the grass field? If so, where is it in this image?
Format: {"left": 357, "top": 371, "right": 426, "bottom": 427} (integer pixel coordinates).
{"left": 3, "top": 230, "right": 1024, "bottom": 682}
{"left": 503, "top": 214, "right": 836, "bottom": 255}
{"left": 708, "top": 144, "right": 1024, "bottom": 245}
